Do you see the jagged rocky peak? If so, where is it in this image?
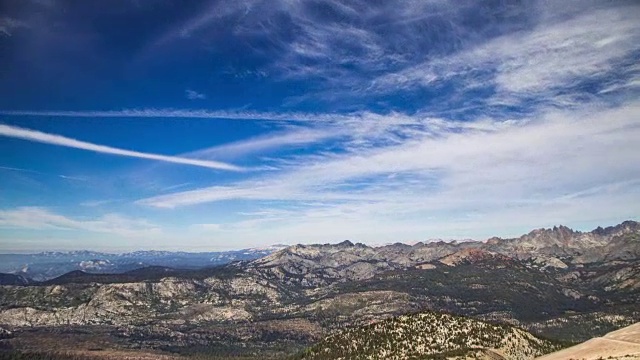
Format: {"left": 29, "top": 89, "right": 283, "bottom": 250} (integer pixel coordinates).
{"left": 252, "top": 240, "right": 371, "bottom": 270}
{"left": 593, "top": 220, "right": 640, "bottom": 236}
{"left": 276, "top": 240, "right": 357, "bottom": 255}
{"left": 526, "top": 220, "right": 639, "bottom": 240}
{"left": 254, "top": 219, "right": 640, "bottom": 273}
{"left": 380, "top": 242, "right": 413, "bottom": 250}
{"left": 525, "top": 224, "right": 575, "bottom": 243}
{"left": 553, "top": 224, "right": 575, "bottom": 236}
{"left": 485, "top": 236, "right": 503, "bottom": 245}
{"left": 336, "top": 240, "right": 354, "bottom": 247}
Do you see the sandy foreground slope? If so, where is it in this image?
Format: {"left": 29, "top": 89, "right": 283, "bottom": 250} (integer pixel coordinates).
{"left": 536, "top": 322, "right": 640, "bottom": 360}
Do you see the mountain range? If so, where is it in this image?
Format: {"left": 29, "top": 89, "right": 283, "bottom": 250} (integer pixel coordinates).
{"left": 0, "top": 246, "right": 287, "bottom": 282}
{"left": 0, "top": 220, "right": 638, "bottom": 359}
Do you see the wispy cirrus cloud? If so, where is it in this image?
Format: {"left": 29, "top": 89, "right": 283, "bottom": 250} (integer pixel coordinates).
{"left": 0, "top": 108, "right": 346, "bottom": 122}
{"left": 0, "top": 207, "right": 161, "bottom": 238}
{"left": 168, "top": 111, "right": 506, "bottom": 165}
{"left": 138, "top": 101, "right": 640, "bottom": 239}
{"left": 185, "top": 127, "right": 341, "bottom": 161}
{"left": 0, "top": 17, "right": 28, "bottom": 37}
{"left": 185, "top": 89, "right": 206, "bottom": 100}
{"left": 0, "top": 165, "right": 85, "bottom": 181}
{"left": 371, "top": 6, "right": 640, "bottom": 95}
{"left": 0, "top": 124, "right": 243, "bottom": 171}
{"left": 6, "top": 3, "right": 638, "bottom": 117}
{"left": 135, "top": 101, "right": 640, "bottom": 244}
{"left": 0, "top": 109, "right": 433, "bottom": 160}
{"left": 155, "top": 0, "right": 639, "bottom": 113}
{"left": 137, "top": 1, "right": 479, "bottom": 95}
{"left": 141, "top": 0, "right": 264, "bottom": 52}
{"left": 80, "top": 199, "right": 122, "bottom": 208}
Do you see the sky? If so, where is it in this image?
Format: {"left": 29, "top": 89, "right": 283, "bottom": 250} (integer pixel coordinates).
{"left": 0, "top": 0, "right": 639, "bottom": 252}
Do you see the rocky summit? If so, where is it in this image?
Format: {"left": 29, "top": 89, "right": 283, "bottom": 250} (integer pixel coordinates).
{"left": 0, "top": 221, "right": 638, "bottom": 358}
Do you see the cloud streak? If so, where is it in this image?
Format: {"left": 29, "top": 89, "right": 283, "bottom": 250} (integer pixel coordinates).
{"left": 139, "top": 101, "right": 640, "bottom": 216}
{"left": 136, "top": 101, "right": 640, "bottom": 244}
{"left": 366, "top": 5, "right": 640, "bottom": 110}
{"left": 185, "top": 127, "right": 341, "bottom": 161}
{"left": 0, "top": 165, "right": 85, "bottom": 181}
{"left": 0, "top": 109, "right": 348, "bottom": 122}
{"left": 0, "top": 124, "right": 243, "bottom": 171}
{"left": 0, "top": 207, "right": 161, "bottom": 238}
{"left": 170, "top": 0, "right": 638, "bottom": 113}
{"left": 185, "top": 89, "right": 206, "bottom": 100}
{"left": 0, "top": 17, "right": 28, "bottom": 37}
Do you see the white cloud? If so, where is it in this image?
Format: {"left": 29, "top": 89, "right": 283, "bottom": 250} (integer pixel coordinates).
{"left": 58, "top": 174, "right": 87, "bottom": 181}
{"left": 185, "top": 89, "right": 206, "bottom": 100}
{"left": 136, "top": 0, "right": 468, "bottom": 93}
{"left": 142, "top": 0, "right": 264, "bottom": 51}
{"left": 200, "top": 2, "right": 636, "bottom": 112}
{"left": 191, "top": 223, "right": 222, "bottom": 231}
{"left": 137, "top": 101, "right": 640, "bottom": 242}
{"left": 0, "top": 165, "right": 43, "bottom": 175}
{"left": 0, "top": 110, "right": 434, "bottom": 160}
{"left": 0, "top": 207, "right": 162, "bottom": 238}
{"left": 0, "top": 124, "right": 243, "bottom": 171}
{"left": 80, "top": 199, "right": 121, "bottom": 207}
{"left": 7, "top": 3, "right": 637, "bottom": 119}
{"left": 185, "top": 127, "right": 341, "bottom": 160}
{"left": 369, "top": 5, "right": 640, "bottom": 105}
{"left": 0, "top": 165, "right": 86, "bottom": 181}
{"left": 599, "top": 76, "right": 640, "bottom": 95}
{"left": 0, "top": 17, "right": 28, "bottom": 37}
{"left": 488, "top": 7, "right": 639, "bottom": 94}
{"left": 0, "top": 108, "right": 345, "bottom": 122}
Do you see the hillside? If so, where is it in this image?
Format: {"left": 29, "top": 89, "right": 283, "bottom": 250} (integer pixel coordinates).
{"left": 296, "top": 311, "right": 564, "bottom": 360}
{"left": 0, "top": 274, "right": 30, "bottom": 286}
{"left": 536, "top": 322, "right": 640, "bottom": 360}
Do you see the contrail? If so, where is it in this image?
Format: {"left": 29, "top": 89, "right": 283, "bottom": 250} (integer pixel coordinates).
{"left": 0, "top": 124, "right": 243, "bottom": 171}
{"left": 0, "top": 109, "right": 349, "bottom": 122}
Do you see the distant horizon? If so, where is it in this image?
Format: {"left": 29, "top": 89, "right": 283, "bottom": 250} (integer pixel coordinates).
{"left": 1, "top": 218, "right": 635, "bottom": 254}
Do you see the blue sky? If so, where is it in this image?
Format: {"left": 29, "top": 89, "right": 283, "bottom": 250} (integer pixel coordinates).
{"left": 1, "top": 0, "right": 639, "bottom": 252}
